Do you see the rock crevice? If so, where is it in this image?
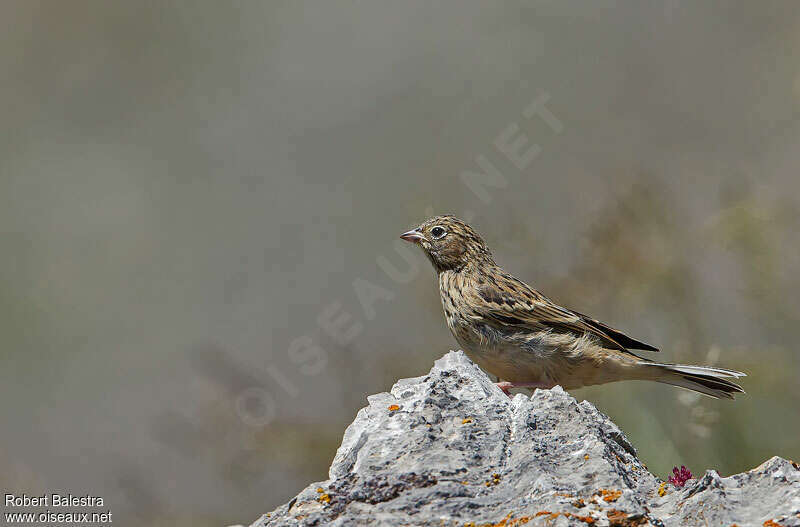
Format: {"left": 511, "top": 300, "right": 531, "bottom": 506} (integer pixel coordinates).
{"left": 250, "top": 351, "right": 800, "bottom": 526}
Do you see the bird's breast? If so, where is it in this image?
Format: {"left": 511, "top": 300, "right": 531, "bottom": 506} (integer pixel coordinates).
{"left": 437, "top": 271, "right": 490, "bottom": 349}
{"left": 438, "top": 272, "right": 469, "bottom": 331}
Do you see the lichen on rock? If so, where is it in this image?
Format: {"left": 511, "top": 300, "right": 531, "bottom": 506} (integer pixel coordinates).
{"left": 249, "top": 351, "right": 800, "bottom": 527}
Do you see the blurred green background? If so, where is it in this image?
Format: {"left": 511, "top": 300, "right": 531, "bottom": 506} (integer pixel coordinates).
{"left": 1, "top": 1, "right": 799, "bottom": 526}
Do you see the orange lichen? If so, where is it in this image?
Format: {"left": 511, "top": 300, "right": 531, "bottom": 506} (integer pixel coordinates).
{"left": 597, "top": 489, "right": 623, "bottom": 502}
{"left": 763, "top": 520, "right": 783, "bottom": 527}
{"left": 462, "top": 417, "right": 474, "bottom": 424}
{"left": 607, "top": 509, "right": 626, "bottom": 524}
{"left": 463, "top": 512, "right": 531, "bottom": 527}
{"left": 573, "top": 498, "right": 586, "bottom": 508}
{"left": 584, "top": 454, "right": 590, "bottom": 460}
{"left": 532, "top": 512, "right": 594, "bottom": 524}
{"left": 658, "top": 482, "right": 667, "bottom": 497}
{"left": 492, "top": 513, "right": 530, "bottom": 526}
{"left": 388, "top": 404, "right": 400, "bottom": 412}
{"left": 564, "top": 513, "right": 595, "bottom": 524}
{"left": 606, "top": 509, "right": 648, "bottom": 526}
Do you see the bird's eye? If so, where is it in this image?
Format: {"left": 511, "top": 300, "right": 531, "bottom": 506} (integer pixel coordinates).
{"left": 431, "top": 226, "right": 446, "bottom": 239}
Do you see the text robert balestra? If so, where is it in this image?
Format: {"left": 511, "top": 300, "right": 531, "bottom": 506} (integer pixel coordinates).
{"left": 5, "top": 493, "right": 104, "bottom": 507}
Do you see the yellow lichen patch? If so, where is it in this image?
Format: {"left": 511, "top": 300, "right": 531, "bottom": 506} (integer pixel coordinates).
{"left": 484, "top": 472, "right": 500, "bottom": 487}
{"left": 316, "top": 493, "right": 331, "bottom": 505}
{"left": 316, "top": 487, "right": 324, "bottom": 493}
{"left": 462, "top": 417, "right": 474, "bottom": 424}
{"left": 658, "top": 482, "right": 667, "bottom": 497}
{"left": 484, "top": 472, "right": 501, "bottom": 487}
{"left": 584, "top": 454, "right": 590, "bottom": 460}
{"left": 597, "top": 489, "right": 622, "bottom": 502}
{"left": 388, "top": 404, "right": 400, "bottom": 412}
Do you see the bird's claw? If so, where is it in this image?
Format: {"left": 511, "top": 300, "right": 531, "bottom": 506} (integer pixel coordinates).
{"left": 495, "top": 382, "right": 514, "bottom": 397}
{"left": 495, "top": 381, "right": 554, "bottom": 397}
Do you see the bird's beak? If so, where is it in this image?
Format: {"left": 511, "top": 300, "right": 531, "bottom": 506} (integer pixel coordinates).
{"left": 400, "top": 229, "right": 424, "bottom": 243}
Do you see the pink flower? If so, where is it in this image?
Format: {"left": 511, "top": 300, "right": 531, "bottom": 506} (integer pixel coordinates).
{"left": 668, "top": 465, "right": 693, "bottom": 487}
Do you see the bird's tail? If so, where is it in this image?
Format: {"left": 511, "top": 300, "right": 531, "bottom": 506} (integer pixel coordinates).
{"left": 639, "top": 363, "right": 746, "bottom": 399}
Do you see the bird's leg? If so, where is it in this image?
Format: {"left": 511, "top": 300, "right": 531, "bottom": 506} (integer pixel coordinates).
{"left": 495, "top": 382, "right": 514, "bottom": 396}
{"left": 495, "top": 381, "right": 554, "bottom": 397}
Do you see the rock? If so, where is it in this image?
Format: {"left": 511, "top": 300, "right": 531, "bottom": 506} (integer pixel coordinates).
{"left": 249, "top": 351, "right": 800, "bottom": 527}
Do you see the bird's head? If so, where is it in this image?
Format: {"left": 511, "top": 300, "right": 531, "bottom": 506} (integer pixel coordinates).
{"left": 400, "top": 215, "right": 494, "bottom": 273}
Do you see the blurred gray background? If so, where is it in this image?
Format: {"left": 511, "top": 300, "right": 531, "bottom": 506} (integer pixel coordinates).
{"left": 1, "top": 1, "right": 799, "bottom": 525}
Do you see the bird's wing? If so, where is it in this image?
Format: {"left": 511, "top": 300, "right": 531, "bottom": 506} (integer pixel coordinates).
{"left": 469, "top": 273, "right": 659, "bottom": 354}
{"left": 566, "top": 307, "right": 659, "bottom": 352}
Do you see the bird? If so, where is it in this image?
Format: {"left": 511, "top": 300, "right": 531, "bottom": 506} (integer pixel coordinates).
{"left": 400, "top": 215, "right": 746, "bottom": 399}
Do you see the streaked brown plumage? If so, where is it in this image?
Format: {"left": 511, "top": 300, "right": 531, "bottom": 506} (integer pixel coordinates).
{"left": 401, "top": 215, "right": 746, "bottom": 399}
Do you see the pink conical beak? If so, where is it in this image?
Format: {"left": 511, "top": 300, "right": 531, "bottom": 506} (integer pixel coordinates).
{"left": 400, "top": 230, "right": 424, "bottom": 243}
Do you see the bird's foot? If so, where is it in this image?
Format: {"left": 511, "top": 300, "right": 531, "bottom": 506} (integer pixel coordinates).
{"left": 495, "top": 382, "right": 514, "bottom": 397}
{"left": 495, "top": 381, "right": 554, "bottom": 397}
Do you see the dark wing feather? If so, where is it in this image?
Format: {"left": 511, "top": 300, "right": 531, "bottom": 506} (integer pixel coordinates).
{"left": 471, "top": 272, "right": 659, "bottom": 354}
{"left": 569, "top": 310, "right": 659, "bottom": 351}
